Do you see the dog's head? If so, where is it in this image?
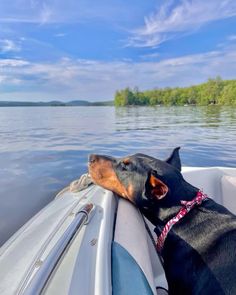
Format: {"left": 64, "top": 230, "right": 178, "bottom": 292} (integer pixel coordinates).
{"left": 88, "top": 147, "right": 187, "bottom": 210}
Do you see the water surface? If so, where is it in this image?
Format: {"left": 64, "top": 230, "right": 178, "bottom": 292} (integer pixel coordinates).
{"left": 0, "top": 106, "right": 236, "bottom": 245}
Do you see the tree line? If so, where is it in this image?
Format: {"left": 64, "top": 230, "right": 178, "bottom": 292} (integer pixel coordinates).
{"left": 114, "top": 77, "right": 236, "bottom": 106}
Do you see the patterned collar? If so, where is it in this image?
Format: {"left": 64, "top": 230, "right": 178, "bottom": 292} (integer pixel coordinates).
{"left": 155, "top": 190, "right": 209, "bottom": 253}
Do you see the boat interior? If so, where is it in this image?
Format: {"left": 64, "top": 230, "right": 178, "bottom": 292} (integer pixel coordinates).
{"left": 0, "top": 167, "right": 236, "bottom": 295}
{"left": 113, "top": 167, "right": 236, "bottom": 295}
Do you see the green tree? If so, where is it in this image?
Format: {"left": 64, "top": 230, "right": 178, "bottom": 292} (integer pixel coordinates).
{"left": 219, "top": 82, "right": 236, "bottom": 105}
{"left": 114, "top": 77, "right": 236, "bottom": 106}
{"left": 114, "top": 88, "right": 135, "bottom": 106}
{"left": 199, "top": 77, "right": 224, "bottom": 105}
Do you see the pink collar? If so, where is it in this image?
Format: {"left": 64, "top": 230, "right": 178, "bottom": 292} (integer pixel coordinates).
{"left": 156, "top": 190, "right": 209, "bottom": 253}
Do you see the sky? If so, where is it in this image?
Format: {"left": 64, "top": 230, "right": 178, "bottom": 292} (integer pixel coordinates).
{"left": 0, "top": 0, "right": 236, "bottom": 101}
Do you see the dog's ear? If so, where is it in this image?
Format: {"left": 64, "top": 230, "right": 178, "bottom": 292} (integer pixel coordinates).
{"left": 166, "top": 147, "right": 181, "bottom": 171}
{"left": 145, "top": 172, "right": 168, "bottom": 200}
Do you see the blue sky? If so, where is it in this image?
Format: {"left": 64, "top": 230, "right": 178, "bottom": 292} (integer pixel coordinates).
{"left": 0, "top": 0, "right": 236, "bottom": 101}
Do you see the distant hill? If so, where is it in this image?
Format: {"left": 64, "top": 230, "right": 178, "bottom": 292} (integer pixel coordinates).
{"left": 90, "top": 100, "right": 114, "bottom": 106}
{"left": 0, "top": 100, "right": 114, "bottom": 107}
{"left": 66, "top": 100, "right": 91, "bottom": 106}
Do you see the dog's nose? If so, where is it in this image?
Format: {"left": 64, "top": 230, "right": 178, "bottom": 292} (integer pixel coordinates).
{"left": 89, "top": 154, "right": 97, "bottom": 164}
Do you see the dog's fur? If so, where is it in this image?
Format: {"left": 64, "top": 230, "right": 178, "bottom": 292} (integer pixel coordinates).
{"left": 88, "top": 148, "right": 236, "bottom": 295}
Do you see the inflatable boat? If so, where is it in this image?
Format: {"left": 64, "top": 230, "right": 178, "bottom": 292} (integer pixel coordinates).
{"left": 0, "top": 167, "right": 236, "bottom": 295}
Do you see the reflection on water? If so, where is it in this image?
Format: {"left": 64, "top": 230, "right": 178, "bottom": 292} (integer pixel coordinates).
{"left": 115, "top": 106, "right": 236, "bottom": 166}
{"left": 0, "top": 106, "right": 236, "bottom": 245}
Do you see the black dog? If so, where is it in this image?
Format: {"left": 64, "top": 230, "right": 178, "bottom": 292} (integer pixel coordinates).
{"left": 88, "top": 148, "right": 236, "bottom": 295}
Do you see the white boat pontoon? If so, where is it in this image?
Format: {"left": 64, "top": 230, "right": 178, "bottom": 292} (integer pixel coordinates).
{"left": 0, "top": 167, "right": 236, "bottom": 295}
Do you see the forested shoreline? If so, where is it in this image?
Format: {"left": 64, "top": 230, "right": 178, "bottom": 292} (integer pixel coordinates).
{"left": 114, "top": 77, "right": 236, "bottom": 106}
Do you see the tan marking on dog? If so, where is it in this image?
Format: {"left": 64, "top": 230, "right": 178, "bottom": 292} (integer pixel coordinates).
{"left": 149, "top": 174, "right": 168, "bottom": 200}
{"left": 126, "top": 183, "right": 135, "bottom": 203}
{"left": 89, "top": 157, "right": 129, "bottom": 199}
{"left": 122, "top": 158, "right": 131, "bottom": 165}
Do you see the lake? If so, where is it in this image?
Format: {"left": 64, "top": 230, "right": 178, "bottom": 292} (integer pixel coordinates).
{"left": 0, "top": 105, "right": 236, "bottom": 245}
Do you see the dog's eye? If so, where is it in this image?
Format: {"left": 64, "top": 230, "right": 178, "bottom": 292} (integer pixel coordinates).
{"left": 120, "top": 160, "right": 130, "bottom": 171}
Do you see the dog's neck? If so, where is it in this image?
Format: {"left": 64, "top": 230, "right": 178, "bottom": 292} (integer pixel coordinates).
{"left": 142, "top": 181, "right": 199, "bottom": 225}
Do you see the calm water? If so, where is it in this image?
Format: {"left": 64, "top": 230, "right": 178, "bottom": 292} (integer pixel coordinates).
{"left": 0, "top": 106, "right": 236, "bottom": 245}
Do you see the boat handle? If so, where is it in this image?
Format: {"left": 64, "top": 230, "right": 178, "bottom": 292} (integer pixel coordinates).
{"left": 18, "top": 203, "right": 95, "bottom": 295}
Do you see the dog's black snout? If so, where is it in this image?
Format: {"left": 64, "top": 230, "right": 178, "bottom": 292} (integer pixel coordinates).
{"left": 89, "top": 154, "right": 97, "bottom": 163}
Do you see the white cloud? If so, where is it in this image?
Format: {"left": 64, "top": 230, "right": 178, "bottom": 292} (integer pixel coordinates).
{"left": 0, "top": 58, "right": 29, "bottom": 67}
{"left": 228, "top": 35, "right": 236, "bottom": 41}
{"left": 39, "top": 3, "right": 53, "bottom": 24}
{"left": 128, "top": 0, "right": 236, "bottom": 48}
{"left": 0, "top": 0, "right": 137, "bottom": 25}
{"left": 1, "top": 43, "right": 236, "bottom": 101}
{"left": 0, "top": 75, "right": 7, "bottom": 83}
{"left": 54, "top": 33, "right": 66, "bottom": 37}
{"left": 0, "top": 39, "right": 21, "bottom": 53}
{"left": 0, "top": 1, "right": 59, "bottom": 24}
